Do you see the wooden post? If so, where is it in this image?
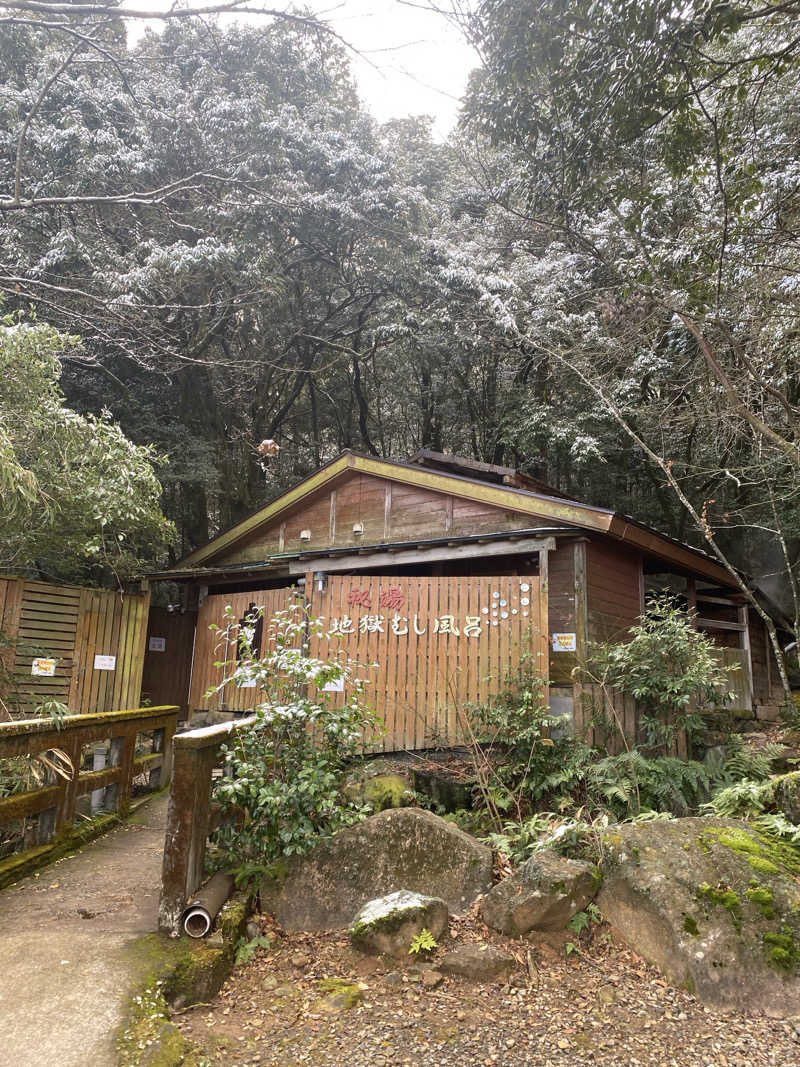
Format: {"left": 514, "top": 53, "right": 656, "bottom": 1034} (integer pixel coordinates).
{"left": 538, "top": 545, "right": 551, "bottom": 707}
{"left": 738, "top": 605, "right": 754, "bottom": 711}
{"left": 572, "top": 540, "right": 590, "bottom": 742}
{"left": 158, "top": 743, "right": 216, "bottom": 935}
{"left": 158, "top": 716, "right": 255, "bottom": 935}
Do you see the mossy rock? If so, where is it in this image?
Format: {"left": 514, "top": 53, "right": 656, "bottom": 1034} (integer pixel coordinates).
{"left": 346, "top": 773, "right": 415, "bottom": 812}
{"left": 116, "top": 894, "right": 251, "bottom": 1065}
{"left": 259, "top": 807, "right": 492, "bottom": 931}
{"left": 598, "top": 817, "right": 800, "bottom": 1015}
{"left": 481, "top": 850, "right": 599, "bottom": 937}
{"left": 314, "top": 978, "right": 365, "bottom": 1012}
{"left": 776, "top": 771, "right": 800, "bottom": 824}
{"left": 349, "top": 889, "right": 448, "bottom": 957}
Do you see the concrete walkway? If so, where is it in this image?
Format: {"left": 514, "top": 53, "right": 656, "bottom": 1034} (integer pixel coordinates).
{"left": 0, "top": 794, "right": 169, "bottom": 1067}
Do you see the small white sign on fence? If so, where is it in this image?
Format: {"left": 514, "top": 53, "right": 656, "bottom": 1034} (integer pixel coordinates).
{"left": 93, "top": 654, "right": 117, "bottom": 671}
{"left": 31, "top": 657, "right": 57, "bottom": 677}
{"left": 551, "top": 632, "right": 577, "bottom": 652}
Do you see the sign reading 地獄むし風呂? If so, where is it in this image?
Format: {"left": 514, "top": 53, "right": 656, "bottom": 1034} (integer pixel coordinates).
{"left": 327, "top": 582, "right": 534, "bottom": 640}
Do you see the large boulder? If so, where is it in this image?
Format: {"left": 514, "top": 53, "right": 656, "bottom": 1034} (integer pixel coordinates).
{"left": 598, "top": 817, "right": 800, "bottom": 1015}
{"left": 481, "top": 849, "right": 598, "bottom": 936}
{"left": 349, "top": 890, "right": 448, "bottom": 957}
{"left": 259, "top": 807, "right": 492, "bottom": 931}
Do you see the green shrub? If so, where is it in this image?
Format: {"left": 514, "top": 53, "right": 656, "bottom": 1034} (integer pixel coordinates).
{"left": 585, "top": 593, "right": 731, "bottom": 751}
{"left": 208, "top": 602, "right": 379, "bottom": 867}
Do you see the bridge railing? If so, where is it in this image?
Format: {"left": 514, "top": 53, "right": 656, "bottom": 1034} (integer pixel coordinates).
{"left": 0, "top": 706, "right": 179, "bottom": 886}
{"left": 158, "top": 716, "right": 255, "bottom": 935}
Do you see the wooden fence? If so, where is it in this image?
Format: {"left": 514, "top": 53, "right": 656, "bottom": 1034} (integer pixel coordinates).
{"left": 188, "top": 575, "right": 548, "bottom": 752}
{"left": 309, "top": 575, "right": 547, "bottom": 751}
{"left": 0, "top": 705, "right": 179, "bottom": 889}
{"left": 159, "top": 716, "right": 254, "bottom": 935}
{"left": 0, "top": 578, "right": 149, "bottom": 718}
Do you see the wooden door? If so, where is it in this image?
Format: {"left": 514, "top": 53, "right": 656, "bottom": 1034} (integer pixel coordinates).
{"left": 140, "top": 607, "right": 197, "bottom": 718}
{"left": 308, "top": 575, "right": 547, "bottom": 752}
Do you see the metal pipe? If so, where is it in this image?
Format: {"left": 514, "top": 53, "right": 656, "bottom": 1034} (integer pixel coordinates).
{"left": 181, "top": 871, "right": 234, "bottom": 938}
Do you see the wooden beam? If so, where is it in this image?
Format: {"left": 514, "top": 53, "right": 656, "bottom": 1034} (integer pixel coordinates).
{"left": 383, "top": 483, "right": 391, "bottom": 541}
{"left": 286, "top": 536, "right": 556, "bottom": 576}
{"left": 739, "top": 605, "right": 754, "bottom": 709}
{"left": 696, "top": 593, "right": 743, "bottom": 606}
{"left": 609, "top": 517, "right": 735, "bottom": 588}
{"left": 695, "top": 617, "right": 746, "bottom": 632}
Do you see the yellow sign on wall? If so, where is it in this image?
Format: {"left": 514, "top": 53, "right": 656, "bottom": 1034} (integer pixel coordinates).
{"left": 31, "top": 658, "right": 57, "bottom": 676}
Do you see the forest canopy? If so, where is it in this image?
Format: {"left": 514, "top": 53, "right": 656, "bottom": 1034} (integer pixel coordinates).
{"left": 0, "top": 1, "right": 797, "bottom": 646}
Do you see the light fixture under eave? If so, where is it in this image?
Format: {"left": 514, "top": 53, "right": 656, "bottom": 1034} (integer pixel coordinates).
{"left": 300, "top": 528, "right": 312, "bottom": 541}
{"left": 314, "top": 571, "right": 328, "bottom": 593}
{"left": 352, "top": 522, "right": 364, "bottom": 536}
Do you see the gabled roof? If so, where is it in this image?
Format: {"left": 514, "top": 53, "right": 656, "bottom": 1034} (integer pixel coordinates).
{"left": 171, "top": 451, "right": 736, "bottom": 587}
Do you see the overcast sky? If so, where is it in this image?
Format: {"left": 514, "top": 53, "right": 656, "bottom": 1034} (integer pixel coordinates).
{"left": 123, "top": 2, "right": 479, "bottom": 139}
{"left": 323, "top": 1, "right": 478, "bottom": 137}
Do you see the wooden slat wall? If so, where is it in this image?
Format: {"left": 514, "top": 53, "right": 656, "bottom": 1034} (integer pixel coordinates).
{"left": 222, "top": 471, "right": 537, "bottom": 565}
{"left": 0, "top": 579, "right": 149, "bottom": 718}
{"left": 308, "top": 575, "right": 546, "bottom": 752}
{"left": 14, "top": 581, "right": 80, "bottom": 709}
{"left": 578, "top": 684, "right": 687, "bottom": 758}
{"left": 188, "top": 589, "right": 301, "bottom": 713}
{"left": 64, "top": 586, "right": 150, "bottom": 715}
{"left": 188, "top": 577, "right": 547, "bottom": 753}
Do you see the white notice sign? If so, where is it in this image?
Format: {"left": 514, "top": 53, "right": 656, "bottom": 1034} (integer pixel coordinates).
{"left": 31, "top": 658, "right": 56, "bottom": 677}
{"left": 148, "top": 636, "right": 166, "bottom": 652}
{"left": 552, "top": 633, "right": 577, "bottom": 652}
{"left": 322, "top": 677, "right": 345, "bottom": 693}
{"left": 94, "top": 654, "right": 116, "bottom": 671}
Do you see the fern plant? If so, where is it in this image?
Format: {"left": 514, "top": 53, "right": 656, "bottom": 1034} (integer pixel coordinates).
{"left": 704, "top": 778, "right": 776, "bottom": 818}
{"left": 408, "top": 928, "right": 438, "bottom": 955}
{"left": 717, "top": 735, "right": 786, "bottom": 783}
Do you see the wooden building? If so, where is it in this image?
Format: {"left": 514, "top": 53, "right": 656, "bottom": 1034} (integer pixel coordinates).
{"left": 152, "top": 451, "right": 784, "bottom": 750}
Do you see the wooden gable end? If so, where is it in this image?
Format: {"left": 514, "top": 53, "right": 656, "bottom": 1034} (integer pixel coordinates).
{"left": 209, "top": 470, "right": 556, "bottom": 566}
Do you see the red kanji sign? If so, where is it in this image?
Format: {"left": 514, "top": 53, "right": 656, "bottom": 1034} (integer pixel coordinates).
{"left": 378, "top": 586, "right": 404, "bottom": 610}
{"left": 348, "top": 589, "right": 372, "bottom": 609}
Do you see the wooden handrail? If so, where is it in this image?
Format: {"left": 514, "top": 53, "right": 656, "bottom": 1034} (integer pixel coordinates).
{"left": 158, "top": 715, "right": 255, "bottom": 935}
{"left": 0, "top": 705, "right": 179, "bottom": 853}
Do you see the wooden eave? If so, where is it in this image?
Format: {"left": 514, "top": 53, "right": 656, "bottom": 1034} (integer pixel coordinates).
{"left": 169, "top": 451, "right": 736, "bottom": 589}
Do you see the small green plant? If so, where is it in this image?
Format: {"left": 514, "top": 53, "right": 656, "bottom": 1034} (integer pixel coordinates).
{"left": 408, "top": 928, "right": 438, "bottom": 955}
{"left": 235, "top": 934, "right": 271, "bottom": 965}
{"left": 567, "top": 902, "right": 602, "bottom": 935}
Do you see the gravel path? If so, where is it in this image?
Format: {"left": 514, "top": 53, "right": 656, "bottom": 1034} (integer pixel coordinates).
{"left": 176, "top": 913, "right": 800, "bottom": 1066}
